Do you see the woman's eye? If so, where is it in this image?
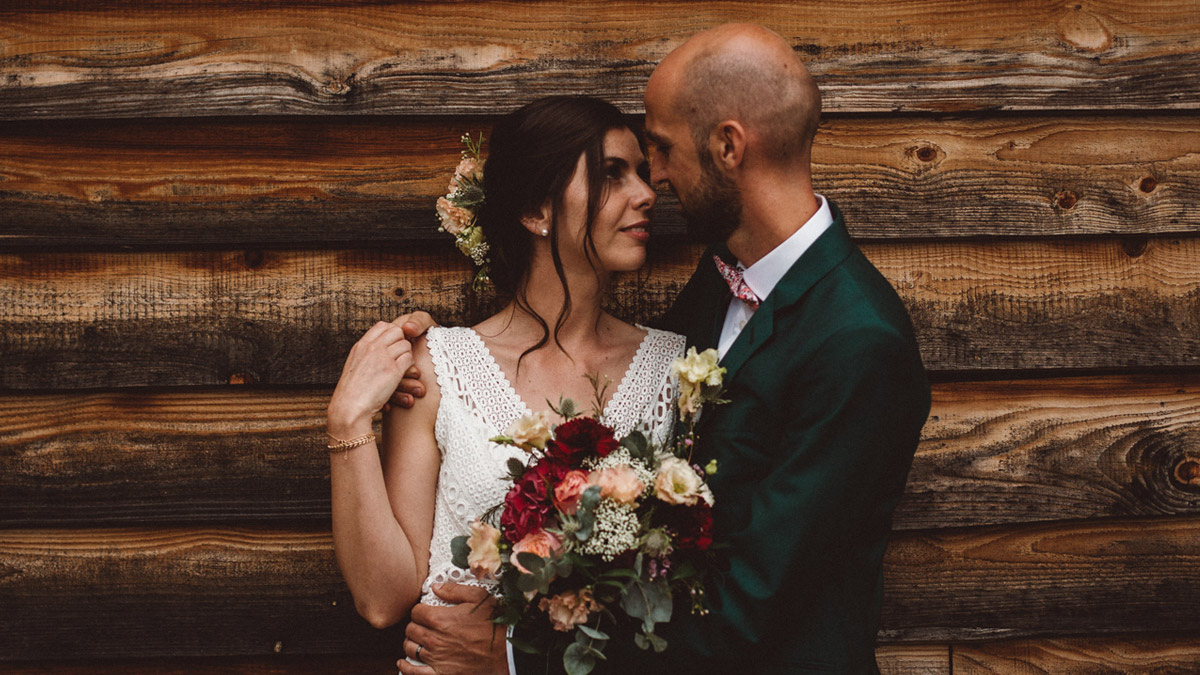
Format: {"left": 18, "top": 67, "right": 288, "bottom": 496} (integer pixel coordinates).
{"left": 606, "top": 165, "right": 623, "bottom": 180}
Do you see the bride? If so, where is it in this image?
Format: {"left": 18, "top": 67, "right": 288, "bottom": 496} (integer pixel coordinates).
{"left": 325, "top": 96, "right": 685, "bottom": 666}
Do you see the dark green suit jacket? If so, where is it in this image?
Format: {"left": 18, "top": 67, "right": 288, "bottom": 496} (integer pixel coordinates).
{"left": 517, "top": 202, "right": 930, "bottom": 674}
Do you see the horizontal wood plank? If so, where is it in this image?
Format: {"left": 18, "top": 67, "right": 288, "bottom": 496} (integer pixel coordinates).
{"left": 0, "top": 656, "right": 400, "bottom": 674}
{"left": 895, "top": 374, "right": 1200, "bottom": 530}
{"left": 3, "top": 376, "right": 1199, "bottom": 529}
{"left": 2, "top": 236, "right": 1198, "bottom": 389}
{"left": 2, "top": 1, "right": 1198, "bottom": 118}
{"left": 953, "top": 634, "right": 1200, "bottom": 674}
{"left": 2, "top": 114, "right": 1196, "bottom": 248}
{"left": 0, "top": 527, "right": 401, "bottom": 660}
{"left": 3, "top": 518, "right": 1198, "bottom": 659}
{"left": 876, "top": 645, "right": 950, "bottom": 675}
{"left": 878, "top": 516, "right": 1200, "bottom": 642}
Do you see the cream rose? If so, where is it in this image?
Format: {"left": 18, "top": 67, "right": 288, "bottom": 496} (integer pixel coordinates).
{"left": 465, "top": 520, "right": 502, "bottom": 580}
{"left": 655, "top": 456, "right": 708, "bottom": 506}
{"left": 672, "top": 346, "right": 724, "bottom": 387}
{"left": 505, "top": 411, "right": 553, "bottom": 452}
{"left": 538, "top": 588, "right": 600, "bottom": 632}
{"left": 589, "top": 465, "right": 644, "bottom": 505}
{"left": 510, "top": 529, "right": 561, "bottom": 574}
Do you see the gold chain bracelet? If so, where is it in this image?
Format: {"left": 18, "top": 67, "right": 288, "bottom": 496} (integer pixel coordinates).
{"left": 326, "top": 432, "right": 375, "bottom": 458}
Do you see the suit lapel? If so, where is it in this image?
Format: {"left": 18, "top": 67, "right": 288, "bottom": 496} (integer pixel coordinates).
{"left": 718, "top": 202, "right": 856, "bottom": 383}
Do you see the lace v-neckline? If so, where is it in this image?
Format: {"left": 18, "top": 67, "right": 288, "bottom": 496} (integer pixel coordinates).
{"left": 463, "top": 326, "right": 652, "bottom": 425}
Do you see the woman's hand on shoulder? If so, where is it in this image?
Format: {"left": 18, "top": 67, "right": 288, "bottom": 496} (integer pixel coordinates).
{"left": 328, "top": 321, "right": 416, "bottom": 438}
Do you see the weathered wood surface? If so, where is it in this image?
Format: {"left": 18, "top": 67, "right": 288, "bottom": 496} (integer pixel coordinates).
{"left": 3, "top": 236, "right": 1198, "bottom": 389}
{"left": 2, "top": 1, "right": 1199, "bottom": 119}
{"left": 2, "top": 115, "right": 1196, "bottom": 248}
{"left": 0, "top": 656, "right": 401, "bottom": 675}
{"left": 954, "top": 634, "right": 1200, "bottom": 674}
{"left": 0, "top": 527, "right": 400, "bottom": 660}
{"left": 3, "top": 517, "right": 1198, "bottom": 659}
{"left": 878, "top": 516, "right": 1200, "bottom": 642}
{"left": 0, "top": 647, "right": 947, "bottom": 674}
{"left": 3, "top": 376, "right": 1198, "bottom": 529}
{"left": 896, "top": 374, "right": 1200, "bottom": 530}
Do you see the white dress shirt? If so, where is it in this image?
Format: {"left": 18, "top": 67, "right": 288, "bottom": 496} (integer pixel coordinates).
{"left": 717, "top": 195, "right": 834, "bottom": 358}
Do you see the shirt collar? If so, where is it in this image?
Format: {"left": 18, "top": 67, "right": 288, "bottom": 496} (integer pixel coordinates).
{"left": 741, "top": 194, "right": 833, "bottom": 301}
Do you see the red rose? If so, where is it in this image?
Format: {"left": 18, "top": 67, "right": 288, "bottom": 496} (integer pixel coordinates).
{"left": 664, "top": 502, "right": 714, "bottom": 551}
{"left": 501, "top": 457, "right": 567, "bottom": 541}
{"left": 549, "top": 418, "right": 618, "bottom": 465}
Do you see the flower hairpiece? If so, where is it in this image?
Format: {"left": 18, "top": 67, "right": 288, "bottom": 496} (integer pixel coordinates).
{"left": 436, "top": 133, "right": 489, "bottom": 289}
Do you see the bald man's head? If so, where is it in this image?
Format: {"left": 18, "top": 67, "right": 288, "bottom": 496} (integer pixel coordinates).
{"left": 652, "top": 24, "right": 821, "bottom": 166}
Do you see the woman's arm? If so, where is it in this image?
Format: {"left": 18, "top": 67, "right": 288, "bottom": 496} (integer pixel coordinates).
{"left": 327, "top": 322, "right": 442, "bottom": 628}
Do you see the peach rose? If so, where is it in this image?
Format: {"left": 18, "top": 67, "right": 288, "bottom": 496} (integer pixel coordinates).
{"left": 510, "top": 529, "right": 562, "bottom": 574}
{"left": 589, "top": 465, "right": 644, "bottom": 505}
{"left": 465, "top": 520, "right": 502, "bottom": 580}
{"left": 553, "top": 470, "right": 592, "bottom": 514}
{"left": 538, "top": 588, "right": 600, "bottom": 632}
{"left": 655, "top": 456, "right": 710, "bottom": 506}
{"left": 435, "top": 196, "right": 473, "bottom": 236}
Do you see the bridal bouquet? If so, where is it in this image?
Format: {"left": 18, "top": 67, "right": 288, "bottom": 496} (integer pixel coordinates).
{"left": 450, "top": 348, "right": 726, "bottom": 675}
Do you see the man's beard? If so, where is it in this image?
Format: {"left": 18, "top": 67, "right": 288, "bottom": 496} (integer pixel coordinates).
{"left": 679, "top": 151, "right": 742, "bottom": 244}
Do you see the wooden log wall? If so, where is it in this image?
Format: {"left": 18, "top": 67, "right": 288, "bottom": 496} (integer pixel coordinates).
{"left": 2, "top": 1, "right": 1198, "bottom": 672}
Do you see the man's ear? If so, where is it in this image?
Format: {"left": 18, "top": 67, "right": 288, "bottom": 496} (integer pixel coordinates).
{"left": 521, "top": 202, "right": 552, "bottom": 237}
{"left": 708, "top": 120, "right": 746, "bottom": 172}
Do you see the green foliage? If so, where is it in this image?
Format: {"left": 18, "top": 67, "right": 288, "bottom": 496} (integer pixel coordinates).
{"left": 505, "top": 457, "right": 527, "bottom": 482}
{"left": 619, "top": 429, "right": 654, "bottom": 466}
{"left": 450, "top": 535, "right": 470, "bottom": 570}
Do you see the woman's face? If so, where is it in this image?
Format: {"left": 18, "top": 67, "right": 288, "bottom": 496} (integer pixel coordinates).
{"left": 557, "top": 127, "right": 656, "bottom": 275}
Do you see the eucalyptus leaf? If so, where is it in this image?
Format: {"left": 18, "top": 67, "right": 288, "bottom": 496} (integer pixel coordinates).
{"left": 645, "top": 631, "right": 668, "bottom": 652}
{"left": 516, "top": 573, "right": 541, "bottom": 593}
{"left": 620, "top": 577, "right": 673, "bottom": 633}
{"left": 563, "top": 642, "right": 595, "bottom": 675}
{"left": 450, "top": 535, "right": 470, "bottom": 570}
{"left": 516, "top": 552, "right": 545, "bottom": 573}
{"left": 576, "top": 624, "right": 610, "bottom": 641}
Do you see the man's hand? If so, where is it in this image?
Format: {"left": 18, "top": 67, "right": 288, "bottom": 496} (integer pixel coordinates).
{"left": 386, "top": 311, "right": 439, "bottom": 410}
{"left": 397, "top": 583, "right": 508, "bottom": 675}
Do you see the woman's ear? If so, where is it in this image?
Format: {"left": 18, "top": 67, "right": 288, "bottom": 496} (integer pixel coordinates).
{"left": 521, "top": 203, "right": 552, "bottom": 238}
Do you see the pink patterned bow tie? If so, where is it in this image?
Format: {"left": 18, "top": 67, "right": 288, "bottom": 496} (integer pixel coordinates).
{"left": 713, "top": 255, "right": 761, "bottom": 310}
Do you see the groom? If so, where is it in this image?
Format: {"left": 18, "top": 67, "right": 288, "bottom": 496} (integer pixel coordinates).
{"left": 396, "top": 23, "right": 929, "bottom": 675}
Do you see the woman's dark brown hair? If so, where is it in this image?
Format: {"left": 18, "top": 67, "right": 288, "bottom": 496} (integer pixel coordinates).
{"left": 477, "top": 95, "right": 638, "bottom": 363}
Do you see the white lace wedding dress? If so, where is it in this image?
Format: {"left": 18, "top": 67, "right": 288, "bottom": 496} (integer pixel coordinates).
{"left": 417, "top": 325, "right": 686, "bottom": 607}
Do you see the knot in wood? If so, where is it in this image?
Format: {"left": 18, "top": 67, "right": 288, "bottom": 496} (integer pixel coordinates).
{"left": 1175, "top": 457, "right": 1200, "bottom": 486}
{"left": 916, "top": 146, "right": 937, "bottom": 162}
{"left": 1055, "top": 191, "right": 1078, "bottom": 210}
{"left": 1139, "top": 176, "right": 1158, "bottom": 193}
{"left": 243, "top": 250, "right": 265, "bottom": 269}
{"left": 228, "top": 372, "right": 255, "bottom": 385}
{"left": 1120, "top": 237, "right": 1148, "bottom": 258}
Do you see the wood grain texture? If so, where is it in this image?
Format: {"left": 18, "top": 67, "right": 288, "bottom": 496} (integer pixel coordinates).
{"left": 3, "top": 236, "right": 1199, "bottom": 389}
{"left": 896, "top": 374, "right": 1200, "bottom": 530}
{"left": 2, "top": 1, "right": 1198, "bottom": 118}
{"left": 878, "top": 516, "right": 1200, "bottom": 642}
{"left": 954, "top": 634, "right": 1200, "bottom": 674}
{"left": 3, "top": 518, "right": 1198, "bottom": 659}
{"left": 876, "top": 645, "right": 950, "bottom": 675}
{"left": 0, "top": 647, "right": 946, "bottom": 673}
{"left": 0, "top": 656, "right": 400, "bottom": 675}
{"left": 3, "top": 376, "right": 1199, "bottom": 528}
{"left": 2, "top": 114, "right": 1196, "bottom": 248}
{"left": 0, "top": 527, "right": 401, "bottom": 660}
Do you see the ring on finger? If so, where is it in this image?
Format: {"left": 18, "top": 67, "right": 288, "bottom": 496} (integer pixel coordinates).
{"left": 415, "top": 643, "right": 423, "bottom": 660}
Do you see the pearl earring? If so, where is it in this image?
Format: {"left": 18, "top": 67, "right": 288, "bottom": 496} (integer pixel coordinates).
{"left": 541, "top": 229, "right": 549, "bottom": 237}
